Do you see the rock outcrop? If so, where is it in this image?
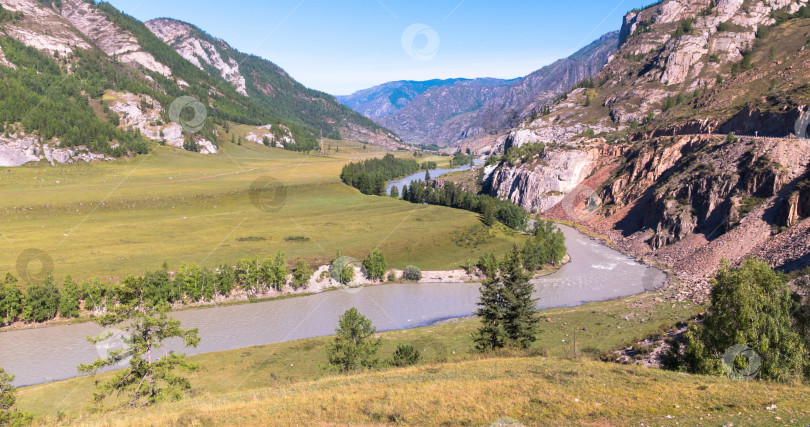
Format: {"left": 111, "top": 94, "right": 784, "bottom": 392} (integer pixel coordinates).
{"left": 145, "top": 19, "right": 245, "bottom": 94}
{"left": 60, "top": 0, "right": 172, "bottom": 77}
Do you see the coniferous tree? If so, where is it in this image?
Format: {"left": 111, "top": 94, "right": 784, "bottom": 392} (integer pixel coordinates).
{"left": 326, "top": 308, "right": 382, "bottom": 373}
{"left": 474, "top": 252, "right": 506, "bottom": 351}
{"left": 500, "top": 246, "right": 539, "bottom": 348}
{"left": 78, "top": 276, "right": 200, "bottom": 407}
{"left": 474, "top": 248, "right": 538, "bottom": 351}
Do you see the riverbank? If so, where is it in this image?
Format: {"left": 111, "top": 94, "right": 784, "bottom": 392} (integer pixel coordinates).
{"left": 0, "top": 261, "right": 567, "bottom": 334}
{"left": 0, "top": 224, "right": 665, "bottom": 387}
{"left": 16, "top": 291, "right": 704, "bottom": 422}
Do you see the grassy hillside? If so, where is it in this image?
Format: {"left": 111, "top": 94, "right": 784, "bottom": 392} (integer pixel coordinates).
{"left": 0, "top": 140, "right": 524, "bottom": 282}
{"left": 15, "top": 292, "right": 810, "bottom": 425}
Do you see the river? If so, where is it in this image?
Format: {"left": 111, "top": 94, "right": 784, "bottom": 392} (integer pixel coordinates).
{"left": 386, "top": 159, "right": 485, "bottom": 195}
{"left": 0, "top": 225, "right": 665, "bottom": 386}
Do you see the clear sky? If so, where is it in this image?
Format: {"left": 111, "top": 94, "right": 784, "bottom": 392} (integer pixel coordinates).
{"left": 105, "top": 0, "right": 651, "bottom": 95}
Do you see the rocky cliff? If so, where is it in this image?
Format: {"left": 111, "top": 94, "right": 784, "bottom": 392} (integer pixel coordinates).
{"left": 485, "top": 0, "right": 810, "bottom": 291}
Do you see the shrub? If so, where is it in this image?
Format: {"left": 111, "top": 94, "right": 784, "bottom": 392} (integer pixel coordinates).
{"left": 403, "top": 266, "right": 422, "bottom": 281}
{"left": 391, "top": 344, "right": 421, "bottom": 367}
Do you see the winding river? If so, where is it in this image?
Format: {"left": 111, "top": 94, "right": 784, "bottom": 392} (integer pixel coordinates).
{"left": 386, "top": 159, "right": 485, "bottom": 195}
{"left": 0, "top": 225, "right": 665, "bottom": 386}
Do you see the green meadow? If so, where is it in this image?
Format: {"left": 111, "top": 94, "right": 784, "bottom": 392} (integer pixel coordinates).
{"left": 0, "top": 139, "right": 525, "bottom": 283}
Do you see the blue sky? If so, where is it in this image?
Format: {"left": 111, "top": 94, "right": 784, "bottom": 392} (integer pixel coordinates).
{"left": 105, "top": 0, "right": 650, "bottom": 95}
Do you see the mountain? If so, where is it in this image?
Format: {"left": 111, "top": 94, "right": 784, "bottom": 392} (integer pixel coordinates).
{"left": 0, "top": 0, "right": 399, "bottom": 167}
{"left": 482, "top": 0, "right": 810, "bottom": 292}
{"left": 336, "top": 78, "right": 474, "bottom": 119}
{"left": 145, "top": 18, "right": 399, "bottom": 147}
{"left": 338, "top": 32, "right": 619, "bottom": 146}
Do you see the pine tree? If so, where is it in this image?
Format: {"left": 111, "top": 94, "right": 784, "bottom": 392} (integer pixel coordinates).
{"left": 326, "top": 308, "right": 382, "bottom": 372}
{"left": 474, "top": 248, "right": 539, "bottom": 351}
{"left": 78, "top": 278, "right": 200, "bottom": 407}
{"left": 500, "top": 246, "right": 538, "bottom": 348}
{"left": 390, "top": 186, "right": 400, "bottom": 198}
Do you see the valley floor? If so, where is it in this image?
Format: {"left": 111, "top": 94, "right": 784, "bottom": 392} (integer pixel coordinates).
{"left": 20, "top": 291, "right": 804, "bottom": 426}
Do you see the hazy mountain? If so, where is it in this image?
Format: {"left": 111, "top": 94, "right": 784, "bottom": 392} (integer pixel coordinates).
{"left": 338, "top": 32, "right": 620, "bottom": 146}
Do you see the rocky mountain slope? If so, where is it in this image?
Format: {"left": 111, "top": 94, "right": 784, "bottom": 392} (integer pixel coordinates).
{"left": 0, "top": 0, "right": 399, "bottom": 167}
{"left": 145, "top": 18, "right": 400, "bottom": 148}
{"left": 339, "top": 32, "right": 619, "bottom": 146}
{"left": 482, "top": 0, "right": 810, "bottom": 291}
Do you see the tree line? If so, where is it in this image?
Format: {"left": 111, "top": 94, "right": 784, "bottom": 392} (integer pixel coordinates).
{"left": 0, "top": 251, "right": 316, "bottom": 326}
{"left": 0, "top": 245, "right": 408, "bottom": 327}
{"left": 340, "top": 154, "right": 434, "bottom": 196}
{"left": 400, "top": 180, "right": 528, "bottom": 230}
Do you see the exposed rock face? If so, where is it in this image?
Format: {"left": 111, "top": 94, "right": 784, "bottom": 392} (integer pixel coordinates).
{"left": 105, "top": 91, "right": 217, "bottom": 154}
{"left": 0, "top": 0, "right": 90, "bottom": 56}
{"left": 245, "top": 125, "right": 294, "bottom": 147}
{"left": 0, "top": 133, "right": 109, "bottom": 167}
{"left": 145, "top": 19, "right": 246, "bottom": 95}
{"left": 482, "top": 0, "right": 810, "bottom": 291}
{"left": 487, "top": 148, "right": 600, "bottom": 213}
{"left": 60, "top": 0, "right": 172, "bottom": 76}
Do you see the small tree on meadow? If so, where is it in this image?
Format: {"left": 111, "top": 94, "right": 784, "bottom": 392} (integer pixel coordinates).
{"left": 391, "top": 344, "right": 421, "bottom": 367}
{"left": 326, "top": 308, "right": 382, "bottom": 373}
{"left": 78, "top": 278, "right": 200, "bottom": 407}
{"left": 475, "top": 247, "right": 538, "bottom": 351}
{"left": 363, "top": 248, "right": 387, "bottom": 281}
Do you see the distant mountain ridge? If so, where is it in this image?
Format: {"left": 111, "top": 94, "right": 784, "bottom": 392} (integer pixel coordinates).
{"left": 336, "top": 78, "right": 515, "bottom": 119}
{"left": 146, "top": 18, "right": 399, "bottom": 146}
{"left": 338, "top": 32, "right": 620, "bottom": 146}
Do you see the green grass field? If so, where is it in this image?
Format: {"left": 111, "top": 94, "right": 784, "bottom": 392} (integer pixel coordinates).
{"left": 15, "top": 292, "right": 810, "bottom": 426}
{"left": 0, "top": 140, "right": 525, "bottom": 283}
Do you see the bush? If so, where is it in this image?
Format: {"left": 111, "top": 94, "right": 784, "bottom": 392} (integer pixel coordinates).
{"left": 391, "top": 344, "right": 421, "bottom": 367}
{"left": 403, "top": 266, "right": 422, "bottom": 281}
{"left": 362, "top": 248, "right": 387, "bottom": 281}
{"left": 672, "top": 258, "right": 807, "bottom": 382}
